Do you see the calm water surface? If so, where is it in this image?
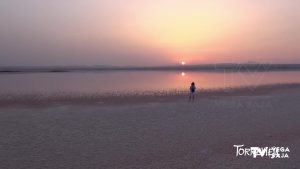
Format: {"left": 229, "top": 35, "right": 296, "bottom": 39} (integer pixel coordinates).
{"left": 1, "top": 71, "right": 300, "bottom": 94}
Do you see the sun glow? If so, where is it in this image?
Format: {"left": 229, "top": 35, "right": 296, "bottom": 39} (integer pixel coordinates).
{"left": 125, "top": 1, "right": 239, "bottom": 64}
{"left": 181, "top": 61, "right": 185, "bottom": 65}
{"left": 133, "top": 2, "right": 235, "bottom": 52}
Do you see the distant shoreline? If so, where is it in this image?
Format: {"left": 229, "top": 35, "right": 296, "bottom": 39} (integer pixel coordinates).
{"left": 1, "top": 64, "right": 300, "bottom": 74}
{"left": 1, "top": 83, "right": 300, "bottom": 107}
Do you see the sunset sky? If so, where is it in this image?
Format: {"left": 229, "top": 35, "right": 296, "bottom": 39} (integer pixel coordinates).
{"left": 0, "top": 0, "right": 299, "bottom": 66}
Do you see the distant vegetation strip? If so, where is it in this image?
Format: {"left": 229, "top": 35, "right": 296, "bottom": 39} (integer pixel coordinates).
{"left": 1, "top": 64, "right": 300, "bottom": 73}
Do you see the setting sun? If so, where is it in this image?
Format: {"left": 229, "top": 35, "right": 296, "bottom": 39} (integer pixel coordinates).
{"left": 181, "top": 61, "right": 185, "bottom": 65}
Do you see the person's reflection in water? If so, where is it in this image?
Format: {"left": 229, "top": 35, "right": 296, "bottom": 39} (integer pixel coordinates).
{"left": 189, "top": 82, "right": 196, "bottom": 102}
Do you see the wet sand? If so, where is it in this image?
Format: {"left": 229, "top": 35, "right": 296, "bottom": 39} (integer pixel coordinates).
{"left": 0, "top": 84, "right": 299, "bottom": 169}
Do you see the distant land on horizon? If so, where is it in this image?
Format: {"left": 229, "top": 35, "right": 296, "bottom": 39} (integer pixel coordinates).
{"left": 1, "top": 63, "right": 300, "bottom": 73}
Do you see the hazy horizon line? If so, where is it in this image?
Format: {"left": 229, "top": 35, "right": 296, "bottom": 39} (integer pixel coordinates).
{"left": 1, "top": 62, "right": 300, "bottom": 68}
{"left": 1, "top": 63, "right": 300, "bottom": 73}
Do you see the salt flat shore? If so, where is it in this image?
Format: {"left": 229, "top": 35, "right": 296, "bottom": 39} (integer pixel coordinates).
{"left": 0, "top": 83, "right": 299, "bottom": 169}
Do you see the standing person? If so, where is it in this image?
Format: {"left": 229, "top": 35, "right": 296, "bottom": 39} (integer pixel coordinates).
{"left": 189, "top": 82, "right": 196, "bottom": 101}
